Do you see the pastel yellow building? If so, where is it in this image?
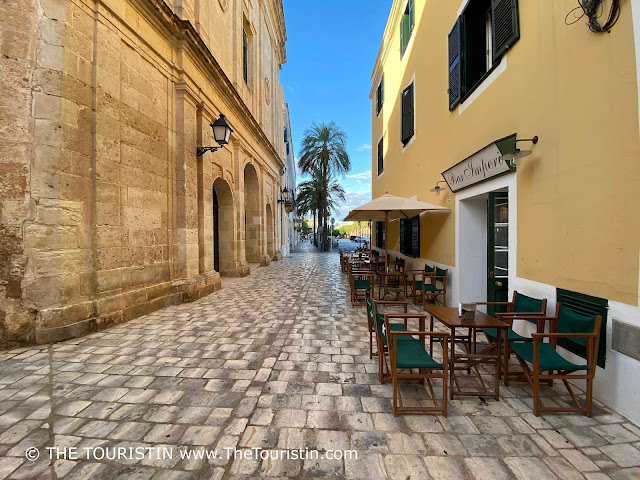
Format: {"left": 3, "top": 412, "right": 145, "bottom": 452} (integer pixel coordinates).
{"left": 371, "top": 0, "right": 640, "bottom": 423}
{"left": 0, "top": 0, "right": 294, "bottom": 346}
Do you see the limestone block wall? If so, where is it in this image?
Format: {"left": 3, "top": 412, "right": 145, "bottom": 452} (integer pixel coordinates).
{"left": 0, "top": 0, "right": 287, "bottom": 347}
{"left": 0, "top": 0, "right": 39, "bottom": 346}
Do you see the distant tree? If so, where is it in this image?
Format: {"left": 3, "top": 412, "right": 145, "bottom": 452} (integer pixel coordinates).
{"left": 296, "top": 168, "right": 346, "bottom": 247}
{"left": 298, "top": 122, "right": 350, "bottom": 251}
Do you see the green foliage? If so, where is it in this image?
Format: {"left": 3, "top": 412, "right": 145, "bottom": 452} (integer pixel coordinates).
{"left": 300, "top": 219, "right": 311, "bottom": 235}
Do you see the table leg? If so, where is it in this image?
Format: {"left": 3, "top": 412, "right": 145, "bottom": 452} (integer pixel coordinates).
{"left": 429, "top": 315, "right": 434, "bottom": 356}
{"left": 449, "top": 326, "right": 455, "bottom": 400}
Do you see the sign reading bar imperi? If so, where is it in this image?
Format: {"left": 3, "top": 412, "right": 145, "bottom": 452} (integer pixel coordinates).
{"left": 442, "top": 134, "right": 516, "bottom": 193}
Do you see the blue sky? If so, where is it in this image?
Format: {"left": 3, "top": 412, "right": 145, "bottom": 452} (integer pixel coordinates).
{"left": 280, "top": 0, "right": 393, "bottom": 222}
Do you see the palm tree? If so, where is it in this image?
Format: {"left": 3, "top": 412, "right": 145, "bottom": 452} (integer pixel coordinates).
{"left": 298, "top": 122, "right": 350, "bottom": 251}
{"left": 296, "top": 175, "right": 321, "bottom": 246}
{"left": 297, "top": 168, "right": 346, "bottom": 248}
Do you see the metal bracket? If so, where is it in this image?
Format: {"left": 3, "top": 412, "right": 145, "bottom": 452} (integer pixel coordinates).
{"left": 196, "top": 146, "right": 220, "bottom": 157}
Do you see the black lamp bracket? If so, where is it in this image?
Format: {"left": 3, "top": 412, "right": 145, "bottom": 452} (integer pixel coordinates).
{"left": 515, "top": 136, "right": 539, "bottom": 145}
{"left": 196, "top": 146, "right": 222, "bottom": 157}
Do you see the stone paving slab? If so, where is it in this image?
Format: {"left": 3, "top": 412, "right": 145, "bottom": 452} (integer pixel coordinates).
{"left": 0, "top": 254, "right": 638, "bottom": 479}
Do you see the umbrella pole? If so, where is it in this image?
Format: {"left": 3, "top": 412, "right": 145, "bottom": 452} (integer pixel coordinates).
{"left": 384, "top": 211, "right": 389, "bottom": 272}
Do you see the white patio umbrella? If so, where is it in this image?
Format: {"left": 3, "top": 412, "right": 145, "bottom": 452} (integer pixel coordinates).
{"left": 343, "top": 194, "right": 449, "bottom": 272}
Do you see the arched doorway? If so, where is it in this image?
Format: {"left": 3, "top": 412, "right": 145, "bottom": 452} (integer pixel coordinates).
{"left": 244, "top": 163, "right": 261, "bottom": 263}
{"left": 212, "top": 178, "right": 235, "bottom": 275}
{"left": 266, "top": 203, "right": 274, "bottom": 258}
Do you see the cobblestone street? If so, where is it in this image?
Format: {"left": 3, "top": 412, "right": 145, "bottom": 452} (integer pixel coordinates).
{"left": 0, "top": 253, "right": 639, "bottom": 480}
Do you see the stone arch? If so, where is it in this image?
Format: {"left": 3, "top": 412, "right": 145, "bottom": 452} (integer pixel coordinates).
{"left": 244, "top": 163, "right": 261, "bottom": 263}
{"left": 212, "top": 178, "right": 235, "bottom": 275}
{"left": 266, "top": 203, "right": 274, "bottom": 258}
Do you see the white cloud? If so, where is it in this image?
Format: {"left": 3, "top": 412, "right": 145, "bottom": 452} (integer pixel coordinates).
{"left": 334, "top": 189, "right": 372, "bottom": 221}
{"left": 345, "top": 170, "right": 372, "bottom": 186}
{"left": 357, "top": 144, "right": 372, "bottom": 151}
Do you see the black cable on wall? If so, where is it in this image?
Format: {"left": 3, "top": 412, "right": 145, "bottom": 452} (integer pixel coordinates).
{"left": 565, "top": 0, "right": 621, "bottom": 33}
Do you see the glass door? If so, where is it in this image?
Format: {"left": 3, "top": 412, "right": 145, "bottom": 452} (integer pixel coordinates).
{"left": 487, "top": 192, "right": 509, "bottom": 316}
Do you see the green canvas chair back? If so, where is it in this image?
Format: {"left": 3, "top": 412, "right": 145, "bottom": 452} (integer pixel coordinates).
{"left": 435, "top": 268, "right": 447, "bottom": 283}
{"left": 424, "top": 264, "right": 434, "bottom": 274}
{"left": 365, "top": 294, "right": 375, "bottom": 330}
{"left": 373, "top": 303, "right": 388, "bottom": 345}
{"left": 513, "top": 292, "right": 544, "bottom": 314}
{"left": 557, "top": 304, "right": 596, "bottom": 348}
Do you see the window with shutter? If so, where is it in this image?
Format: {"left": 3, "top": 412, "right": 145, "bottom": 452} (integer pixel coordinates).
{"left": 399, "top": 219, "right": 407, "bottom": 254}
{"left": 491, "top": 0, "right": 519, "bottom": 62}
{"left": 411, "top": 215, "right": 420, "bottom": 258}
{"left": 448, "top": 0, "right": 519, "bottom": 109}
{"left": 376, "top": 75, "right": 384, "bottom": 115}
{"left": 242, "top": 29, "right": 248, "bottom": 83}
{"left": 448, "top": 18, "right": 462, "bottom": 110}
{"left": 400, "top": 0, "right": 415, "bottom": 56}
{"left": 377, "top": 137, "right": 384, "bottom": 176}
{"left": 376, "top": 221, "right": 385, "bottom": 249}
{"left": 401, "top": 83, "right": 414, "bottom": 145}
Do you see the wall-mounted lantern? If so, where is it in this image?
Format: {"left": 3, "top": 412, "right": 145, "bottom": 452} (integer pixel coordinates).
{"left": 278, "top": 187, "right": 294, "bottom": 213}
{"left": 430, "top": 181, "right": 448, "bottom": 196}
{"left": 500, "top": 136, "right": 539, "bottom": 167}
{"left": 196, "top": 114, "right": 233, "bottom": 156}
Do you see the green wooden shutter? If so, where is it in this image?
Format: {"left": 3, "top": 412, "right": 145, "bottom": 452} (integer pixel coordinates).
{"left": 378, "top": 221, "right": 386, "bottom": 249}
{"left": 401, "top": 83, "right": 414, "bottom": 145}
{"left": 401, "top": 11, "right": 411, "bottom": 55}
{"left": 400, "top": 15, "right": 405, "bottom": 55}
{"left": 409, "top": 0, "right": 415, "bottom": 32}
{"left": 376, "top": 221, "right": 385, "bottom": 249}
{"left": 411, "top": 215, "right": 420, "bottom": 258}
{"left": 377, "top": 138, "right": 383, "bottom": 175}
{"left": 376, "top": 75, "right": 384, "bottom": 115}
{"left": 448, "top": 17, "right": 463, "bottom": 110}
{"left": 491, "top": 0, "right": 520, "bottom": 63}
{"left": 556, "top": 288, "right": 608, "bottom": 368}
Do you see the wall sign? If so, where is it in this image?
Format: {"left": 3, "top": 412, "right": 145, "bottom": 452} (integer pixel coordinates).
{"left": 442, "top": 134, "right": 516, "bottom": 192}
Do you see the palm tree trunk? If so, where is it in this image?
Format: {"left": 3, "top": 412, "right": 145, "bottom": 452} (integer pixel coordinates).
{"left": 313, "top": 210, "right": 317, "bottom": 247}
{"left": 322, "top": 162, "right": 329, "bottom": 251}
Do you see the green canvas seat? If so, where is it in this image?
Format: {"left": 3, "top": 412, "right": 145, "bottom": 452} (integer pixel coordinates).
{"left": 394, "top": 337, "right": 443, "bottom": 369}
{"left": 354, "top": 279, "right": 371, "bottom": 290}
{"left": 483, "top": 327, "right": 531, "bottom": 343}
{"left": 510, "top": 341, "right": 589, "bottom": 371}
{"left": 421, "top": 284, "right": 443, "bottom": 292}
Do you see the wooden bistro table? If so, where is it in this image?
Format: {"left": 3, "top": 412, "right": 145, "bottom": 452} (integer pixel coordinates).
{"left": 425, "top": 306, "right": 509, "bottom": 401}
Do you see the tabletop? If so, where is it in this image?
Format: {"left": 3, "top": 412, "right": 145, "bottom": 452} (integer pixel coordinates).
{"left": 425, "top": 306, "right": 509, "bottom": 329}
